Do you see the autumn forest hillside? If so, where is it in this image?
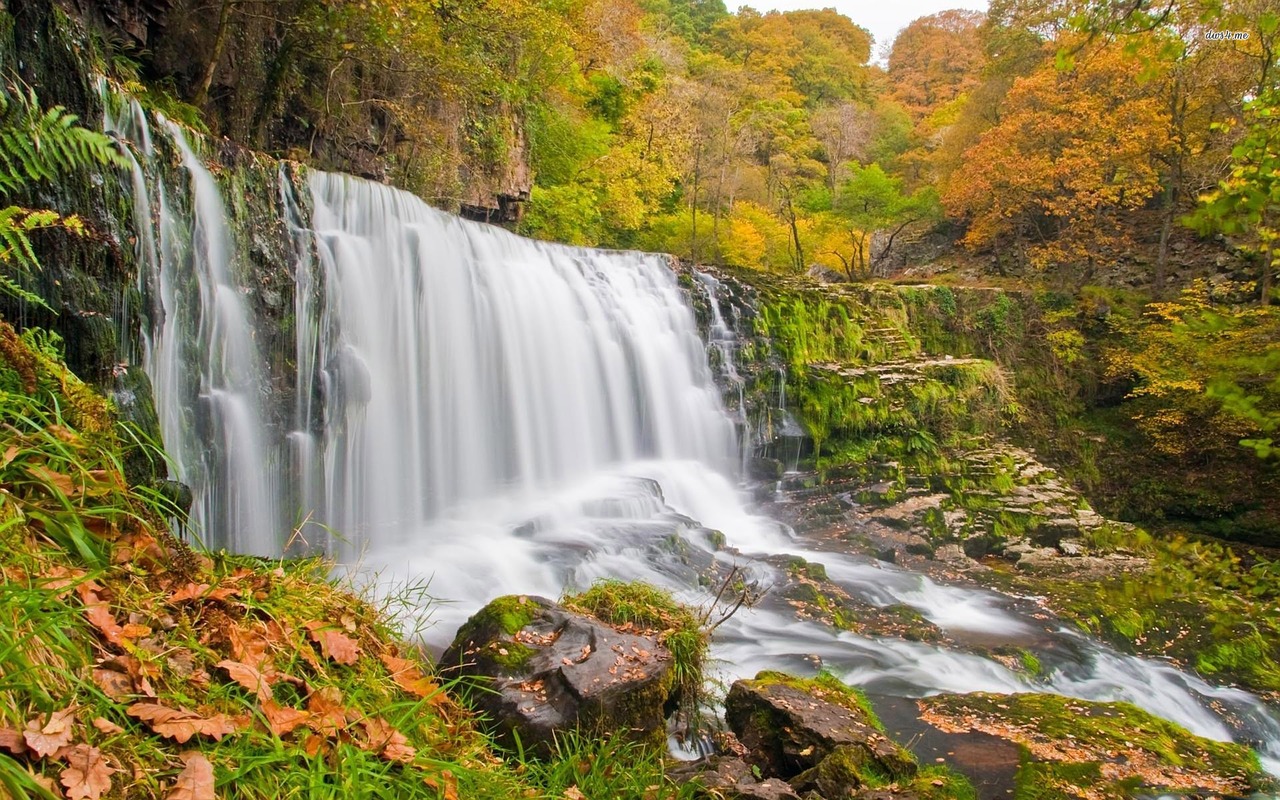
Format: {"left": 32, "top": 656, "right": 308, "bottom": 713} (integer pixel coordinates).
{"left": 11, "top": 0, "right": 1280, "bottom": 536}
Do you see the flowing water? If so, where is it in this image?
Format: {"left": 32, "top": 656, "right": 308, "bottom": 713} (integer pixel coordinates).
{"left": 103, "top": 99, "right": 1280, "bottom": 777}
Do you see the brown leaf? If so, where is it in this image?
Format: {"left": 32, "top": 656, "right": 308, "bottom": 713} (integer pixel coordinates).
{"left": 90, "top": 718, "right": 124, "bottom": 735}
{"left": 305, "top": 622, "right": 361, "bottom": 666}
{"left": 216, "top": 659, "right": 272, "bottom": 702}
{"left": 378, "top": 654, "right": 443, "bottom": 701}
{"left": 304, "top": 687, "right": 348, "bottom": 737}
{"left": 59, "top": 744, "right": 114, "bottom": 800}
{"left": 167, "top": 583, "right": 211, "bottom": 604}
{"left": 226, "top": 625, "right": 269, "bottom": 670}
{"left": 562, "top": 789, "right": 587, "bottom": 800}
{"left": 23, "top": 707, "right": 76, "bottom": 758}
{"left": 361, "top": 717, "right": 416, "bottom": 763}
{"left": 0, "top": 726, "right": 28, "bottom": 755}
{"left": 424, "top": 770, "right": 459, "bottom": 800}
{"left": 262, "top": 700, "right": 310, "bottom": 737}
{"left": 167, "top": 751, "right": 215, "bottom": 800}
{"left": 29, "top": 465, "right": 75, "bottom": 496}
{"left": 32, "top": 774, "right": 63, "bottom": 799}
{"left": 80, "top": 590, "right": 126, "bottom": 646}
{"left": 126, "top": 704, "right": 240, "bottom": 744}
{"left": 92, "top": 666, "right": 135, "bottom": 701}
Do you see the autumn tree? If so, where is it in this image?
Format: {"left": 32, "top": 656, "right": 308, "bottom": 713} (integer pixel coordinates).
{"left": 943, "top": 38, "right": 1170, "bottom": 277}
{"left": 888, "top": 10, "right": 985, "bottom": 122}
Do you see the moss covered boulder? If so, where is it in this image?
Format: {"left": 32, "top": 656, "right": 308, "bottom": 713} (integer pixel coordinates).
{"left": 440, "top": 594, "right": 676, "bottom": 756}
{"left": 725, "top": 671, "right": 918, "bottom": 792}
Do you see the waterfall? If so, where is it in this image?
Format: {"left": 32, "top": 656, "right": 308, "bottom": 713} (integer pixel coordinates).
{"left": 103, "top": 99, "right": 1280, "bottom": 773}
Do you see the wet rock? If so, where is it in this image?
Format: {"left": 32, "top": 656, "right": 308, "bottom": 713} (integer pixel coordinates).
{"left": 439, "top": 595, "right": 673, "bottom": 756}
{"left": 1029, "top": 518, "right": 1081, "bottom": 547}
{"left": 671, "top": 756, "right": 802, "bottom": 800}
{"left": 750, "top": 457, "right": 785, "bottom": 481}
{"left": 904, "top": 535, "right": 934, "bottom": 557}
{"left": 1057, "top": 538, "right": 1086, "bottom": 557}
{"left": 725, "top": 673, "right": 916, "bottom": 785}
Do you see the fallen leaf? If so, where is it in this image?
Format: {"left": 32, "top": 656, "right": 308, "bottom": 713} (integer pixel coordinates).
{"left": 424, "top": 770, "right": 459, "bottom": 800}
{"left": 167, "top": 584, "right": 211, "bottom": 604}
{"left": 216, "top": 659, "right": 272, "bottom": 702}
{"left": 167, "top": 751, "right": 215, "bottom": 800}
{"left": 31, "top": 774, "right": 63, "bottom": 798}
{"left": 305, "top": 623, "right": 361, "bottom": 666}
{"left": 226, "top": 625, "right": 269, "bottom": 670}
{"left": 305, "top": 687, "right": 348, "bottom": 737}
{"left": 24, "top": 707, "right": 76, "bottom": 758}
{"left": 0, "top": 726, "right": 28, "bottom": 755}
{"left": 563, "top": 788, "right": 587, "bottom": 800}
{"left": 90, "top": 718, "right": 124, "bottom": 735}
{"left": 59, "top": 744, "right": 114, "bottom": 800}
{"left": 92, "top": 666, "right": 135, "bottom": 701}
{"left": 126, "top": 704, "right": 240, "bottom": 743}
{"left": 378, "top": 654, "right": 443, "bottom": 701}
{"left": 362, "top": 718, "right": 416, "bottom": 764}
{"left": 82, "top": 594, "right": 127, "bottom": 646}
{"left": 29, "top": 465, "right": 75, "bottom": 496}
{"left": 261, "top": 700, "right": 309, "bottom": 737}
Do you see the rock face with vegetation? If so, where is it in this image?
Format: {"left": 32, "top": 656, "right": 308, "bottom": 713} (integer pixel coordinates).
{"left": 440, "top": 594, "right": 676, "bottom": 755}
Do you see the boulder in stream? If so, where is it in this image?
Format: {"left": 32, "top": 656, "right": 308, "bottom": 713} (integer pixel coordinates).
{"left": 439, "top": 595, "right": 674, "bottom": 756}
{"left": 725, "top": 672, "right": 917, "bottom": 793}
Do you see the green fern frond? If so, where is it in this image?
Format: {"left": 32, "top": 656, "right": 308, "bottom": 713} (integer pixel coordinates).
{"left": 0, "top": 79, "right": 123, "bottom": 308}
{"left": 0, "top": 80, "right": 126, "bottom": 199}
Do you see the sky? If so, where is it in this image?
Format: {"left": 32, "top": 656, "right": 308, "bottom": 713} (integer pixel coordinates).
{"left": 740, "top": 1, "right": 990, "bottom": 60}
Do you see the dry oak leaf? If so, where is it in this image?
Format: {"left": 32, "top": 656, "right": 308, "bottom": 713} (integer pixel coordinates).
{"left": 23, "top": 707, "right": 76, "bottom": 758}
{"left": 90, "top": 718, "right": 124, "bottom": 735}
{"left": 91, "top": 666, "right": 135, "bottom": 701}
{"left": 29, "top": 465, "right": 75, "bottom": 496}
{"left": 261, "top": 700, "right": 310, "bottom": 737}
{"left": 304, "top": 687, "right": 348, "bottom": 737}
{"left": 168, "top": 751, "right": 216, "bottom": 800}
{"left": 0, "top": 726, "right": 28, "bottom": 755}
{"left": 59, "top": 744, "right": 114, "bottom": 800}
{"left": 126, "top": 704, "right": 239, "bottom": 744}
{"left": 305, "top": 622, "right": 361, "bottom": 666}
{"left": 216, "top": 659, "right": 273, "bottom": 702}
{"left": 167, "top": 583, "right": 211, "bottom": 604}
{"left": 378, "top": 654, "right": 443, "bottom": 702}
{"left": 424, "top": 770, "right": 459, "bottom": 800}
{"left": 361, "top": 717, "right": 416, "bottom": 764}
{"left": 226, "top": 625, "right": 270, "bottom": 670}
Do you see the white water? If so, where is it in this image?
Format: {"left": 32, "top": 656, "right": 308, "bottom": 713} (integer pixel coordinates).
{"left": 103, "top": 100, "right": 1280, "bottom": 776}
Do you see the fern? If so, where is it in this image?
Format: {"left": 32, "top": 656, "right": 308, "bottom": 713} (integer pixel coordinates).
{"left": 0, "top": 82, "right": 125, "bottom": 196}
{"left": 0, "top": 78, "right": 125, "bottom": 307}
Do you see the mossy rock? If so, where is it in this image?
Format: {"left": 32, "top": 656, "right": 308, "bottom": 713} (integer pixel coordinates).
{"left": 440, "top": 594, "right": 678, "bottom": 757}
{"left": 726, "top": 671, "right": 915, "bottom": 786}
{"left": 920, "top": 692, "right": 1271, "bottom": 798}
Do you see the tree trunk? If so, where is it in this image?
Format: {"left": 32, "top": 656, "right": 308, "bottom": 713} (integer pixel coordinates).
{"left": 193, "top": 0, "right": 236, "bottom": 109}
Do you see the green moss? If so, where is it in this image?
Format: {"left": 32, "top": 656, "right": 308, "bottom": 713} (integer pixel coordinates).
{"left": 924, "top": 693, "right": 1264, "bottom": 790}
{"left": 750, "top": 670, "right": 886, "bottom": 734}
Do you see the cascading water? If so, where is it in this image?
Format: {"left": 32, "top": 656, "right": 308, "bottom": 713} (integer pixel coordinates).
{"left": 103, "top": 97, "right": 1280, "bottom": 778}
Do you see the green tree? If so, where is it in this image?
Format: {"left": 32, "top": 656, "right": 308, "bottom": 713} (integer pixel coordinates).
{"left": 1190, "top": 87, "right": 1280, "bottom": 305}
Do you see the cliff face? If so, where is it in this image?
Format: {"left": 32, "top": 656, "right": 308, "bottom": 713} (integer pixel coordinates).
{"left": 29, "top": 0, "right": 533, "bottom": 220}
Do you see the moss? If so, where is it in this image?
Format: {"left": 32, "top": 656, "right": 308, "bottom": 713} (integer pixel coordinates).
{"left": 475, "top": 594, "right": 540, "bottom": 636}
{"left": 922, "top": 692, "right": 1267, "bottom": 796}
{"left": 750, "top": 670, "right": 886, "bottom": 734}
